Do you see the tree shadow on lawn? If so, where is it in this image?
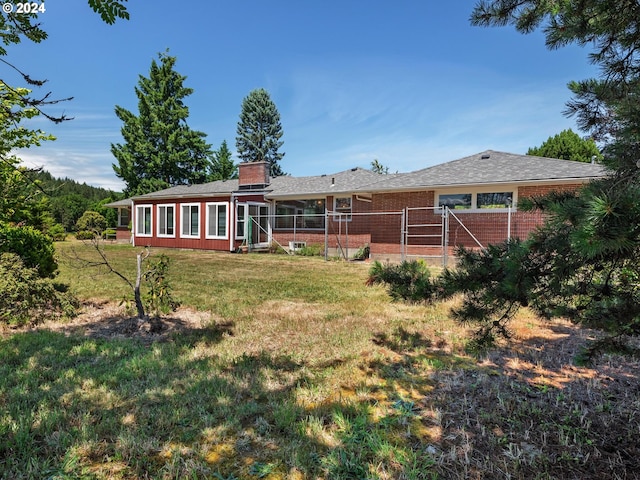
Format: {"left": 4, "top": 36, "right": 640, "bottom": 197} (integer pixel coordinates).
{"left": 1, "top": 318, "right": 640, "bottom": 479}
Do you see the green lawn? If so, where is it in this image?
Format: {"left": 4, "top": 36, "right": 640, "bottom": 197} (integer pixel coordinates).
{"left": 1, "top": 242, "right": 638, "bottom": 479}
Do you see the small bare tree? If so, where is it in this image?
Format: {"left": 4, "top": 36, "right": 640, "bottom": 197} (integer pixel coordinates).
{"left": 69, "top": 236, "right": 178, "bottom": 321}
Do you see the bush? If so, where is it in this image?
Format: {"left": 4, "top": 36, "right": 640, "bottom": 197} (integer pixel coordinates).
{"left": 297, "top": 244, "right": 323, "bottom": 256}
{"left": 0, "top": 253, "right": 77, "bottom": 326}
{"left": 48, "top": 223, "right": 67, "bottom": 241}
{"left": 0, "top": 222, "right": 57, "bottom": 278}
{"left": 366, "top": 259, "right": 437, "bottom": 303}
{"left": 75, "top": 230, "right": 96, "bottom": 240}
{"left": 75, "top": 210, "right": 107, "bottom": 234}
{"left": 353, "top": 244, "right": 370, "bottom": 260}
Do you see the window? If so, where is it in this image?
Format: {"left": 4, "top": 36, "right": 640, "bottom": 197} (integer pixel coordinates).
{"left": 206, "top": 202, "right": 228, "bottom": 238}
{"left": 117, "top": 208, "right": 130, "bottom": 228}
{"left": 135, "top": 205, "right": 152, "bottom": 236}
{"left": 437, "top": 191, "right": 515, "bottom": 211}
{"left": 157, "top": 204, "right": 175, "bottom": 237}
{"left": 477, "top": 192, "right": 513, "bottom": 209}
{"left": 274, "top": 199, "right": 325, "bottom": 230}
{"left": 439, "top": 193, "right": 472, "bottom": 210}
{"left": 334, "top": 196, "right": 352, "bottom": 221}
{"left": 181, "top": 203, "right": 200, "bottom": 238}
{"left": 236, "top": 204, "right": 247, "bottom": 238}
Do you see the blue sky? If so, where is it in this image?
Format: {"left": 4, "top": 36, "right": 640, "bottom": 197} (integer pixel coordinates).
{"left": 10, "top": 0, "right": 597, "bottom": 191}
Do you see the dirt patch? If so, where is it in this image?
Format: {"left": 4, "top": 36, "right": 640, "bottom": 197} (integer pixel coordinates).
{"left": 4, "top": 300, "right": 214, "bottom": 344}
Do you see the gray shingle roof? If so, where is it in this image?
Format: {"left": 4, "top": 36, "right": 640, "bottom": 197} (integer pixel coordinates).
{"left": 132, "top": 179, "right": 239, "bottom": 200}
{"left": 361, "top": 150, "right": 606, "bottom": 192}
{"left": 265, "top": 167, "right": 383, "bottom": 198}
{"left": 125, "top": 151, "right": 606, "bottom": 202}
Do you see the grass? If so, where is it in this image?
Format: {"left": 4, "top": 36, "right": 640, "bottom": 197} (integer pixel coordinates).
{"left": 1, "top": 241, "right": 639, "bottom": 479}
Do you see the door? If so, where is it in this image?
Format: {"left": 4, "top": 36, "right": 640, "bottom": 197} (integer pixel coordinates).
{"left": 237, "top": 203, "right": 270, "bottom": 248}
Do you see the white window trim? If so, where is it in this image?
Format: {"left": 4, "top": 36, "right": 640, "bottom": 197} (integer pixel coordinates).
{"left": 236, "top": 203, "right": 247, "bottom": 239}
{"left": 180, "top": 203, "right": 201, "bottom": 239}
{"left": 156, "top": 203, "right": 176, "bottom": 238}
{"left": 435, "top": 189, "right": 517, "bottom": 213}
{"left": 205, "top": 202, "right": 229, "bottom": 239}
{"left": 333, "top": 196, "right": 352, "bottom": 222}
{"left": 135, "top": 204, "right": 153, "bottom": 237}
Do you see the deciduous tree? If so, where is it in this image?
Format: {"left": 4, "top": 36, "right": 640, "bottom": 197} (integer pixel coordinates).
{"left": 527, "top": 129, "right": 602, "bottom": 163}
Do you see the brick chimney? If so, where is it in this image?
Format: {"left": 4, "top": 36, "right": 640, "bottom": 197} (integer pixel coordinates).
{"left": 238, "top": 161, "right": 270, "bottom": 188}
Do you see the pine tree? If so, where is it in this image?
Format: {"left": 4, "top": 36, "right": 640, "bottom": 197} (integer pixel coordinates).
{"left": 111, "top": 52, "right": 212, "bottom": 196}
{"left": 207, "top": 140, "right": 237, "bottom": 181}
{"left": 433, "top": 1, "right": 640, "bottom": 352}
{"left": 235, "top": 88, "right": 286, "bottom": 177}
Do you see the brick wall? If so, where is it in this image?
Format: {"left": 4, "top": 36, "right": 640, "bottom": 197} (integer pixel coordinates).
{"left": 238, "top": 161, "right": 270, "bottom": 186}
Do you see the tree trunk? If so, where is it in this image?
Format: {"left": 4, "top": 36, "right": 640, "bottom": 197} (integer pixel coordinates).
{"left": 134, "top": 252, "right": 146, "bottom": 320}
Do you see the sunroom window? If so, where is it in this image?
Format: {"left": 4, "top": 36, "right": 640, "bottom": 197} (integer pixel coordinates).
{"left": 135, "top": 205, "right": 152, "bottom": 236}
{"left": 157, "top": 204, "right": 175, "bottom": 237}
{"left": 181, "top": 204, "right": 200, "bottom": 238}
{"left": 206, "top": 202, "right": 228, "bottom": 238}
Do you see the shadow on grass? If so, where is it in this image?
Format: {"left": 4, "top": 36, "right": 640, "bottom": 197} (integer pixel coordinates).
{"left": 1, "top": 319, "right": 639, "bottom": 479}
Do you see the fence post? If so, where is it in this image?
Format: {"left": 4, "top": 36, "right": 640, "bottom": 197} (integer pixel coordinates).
{"left": 443, "top": 207, "right": 449, "bottom": 268}
{"left": 401, "top": 208, "right": 406, "bottom": 262}
{"left": 507, "top": 205, "right": 512, "bottom": 240}
{"left": 324, "top": 209, "right": 329, "bottom": 261}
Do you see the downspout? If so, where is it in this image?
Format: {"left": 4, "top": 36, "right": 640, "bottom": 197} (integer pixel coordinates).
{"left": 130, "top": 199, "right": 136, "bottom": 246}
{"left": 230, "top": 194, "right": 237, "bottom": 252}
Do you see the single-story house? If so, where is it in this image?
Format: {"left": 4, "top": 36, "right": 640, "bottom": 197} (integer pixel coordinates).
{"left": 107, "top": 150, "right": 605, "bottom": 261}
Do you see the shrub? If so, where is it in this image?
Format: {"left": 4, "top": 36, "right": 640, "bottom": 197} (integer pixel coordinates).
{"left": 75, "top": 230, "right": 96, "bottom": 240}
{"left": 75, "top": 211, "right": 107, "bottom": 234}
{"left": 0, "top": 222, "right": 57, "bottom": 278}
{"left": 143, "top": 254, "right": 180, "bottom": 317}
{"left": 297, "top": 244, "right": 323, "bottom": 256}
{"left": 48, "top": 223, "right": 67, "bottom": 241}
{"left": 0, "top": 253, "right": 77, "bottom": 326}
{"left": 353, "top": 244, "right": 370, "bottom": 261}
{"left": 366, "top": 259, "right": 437, "bottom": 303}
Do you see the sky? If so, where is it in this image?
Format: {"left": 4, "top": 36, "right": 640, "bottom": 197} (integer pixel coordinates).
{"left": 8, "top": 0, "right": 598, "bottom": 191}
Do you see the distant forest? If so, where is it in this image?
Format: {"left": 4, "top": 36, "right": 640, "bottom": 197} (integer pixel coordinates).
{"left": 34, "top": 171, "right": 123, "bottom": 231}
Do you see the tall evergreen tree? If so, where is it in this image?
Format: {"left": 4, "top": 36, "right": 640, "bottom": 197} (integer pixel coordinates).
{"left": 112, "top": 52, "right": 212, "bottom": 196}
{"left": 207, "top": 140, "right": 237, "bottom": 181}
{"left": 235, "top": 88, "right": 286, "bottom": 177}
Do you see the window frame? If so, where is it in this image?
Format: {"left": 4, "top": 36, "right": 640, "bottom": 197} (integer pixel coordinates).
{"left": 333, "top": 196, "right": 352, "bottom": 222}
{"left": 180, "top": 203, "right": 201, "bottom": 239}
{"left": 205, "top": 202, "right": 229, "bottom": 239}
{"left": 436, "top": 189, "right": 516, "bottom": 212}
{"left": 135, "top": 204, "right": 152, "bottom": 237}
{"left": 157, "top": 204, "right": 176, "bottom": 238}
{"left": 273, "top": 199, "right": 326, "bottom": 230}
{"left": 117, "top": 208, "right": 130, "bottom": 228}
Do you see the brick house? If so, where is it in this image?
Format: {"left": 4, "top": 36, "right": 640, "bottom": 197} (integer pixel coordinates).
{"left": 108, "top": 150, "right": 605, "bottom": 260}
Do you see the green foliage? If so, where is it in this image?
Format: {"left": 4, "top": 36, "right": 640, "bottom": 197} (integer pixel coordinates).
{"left": 0, "top": 222, "right": 57, "bottom": 278}
{"left": 112, "top": 52, "right": 212, "bottom": 196}
{"left": 75, "top": 210, "right": 107, "bottom": 234}
{"left": 0, "top": 253, "right": 76, "bottom": 326}
{"left": 207, "top": 139, "right": 238, "bottom": 181}
{"left": 366, "top": 260, "right": 437, "bottom": 303}
{"left": 75, "top": 230, "right": 96, "bottom": 240}
{"left": 353, "top": 244, "right": 370, "bottom": 260}
{"left": 87, "top": 0, "right": 129, "bottom": 25}
{"left": 527, "top": 129, "right": 602, "bottom": 163}
{"left": 296, "top": 244, "right": 323, "bottom": 256}
{"left": 48, "top": 223, "right": 67, "bottom": 241}
{"left": 370, "top": 159, "right": 389, "bottom": 174}
{"left": 236, "top": 88, "right": 286, "bottom": 177}
{"left": 143, "top": 254, "right": 180, "bottom": 317}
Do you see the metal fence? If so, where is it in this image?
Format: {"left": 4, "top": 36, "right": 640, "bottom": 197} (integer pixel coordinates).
{"left": 249, "top": 206, "right": 521, "bottom": 265}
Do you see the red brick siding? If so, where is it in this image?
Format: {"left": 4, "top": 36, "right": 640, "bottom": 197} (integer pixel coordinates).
{"left": 238, "top": 162, "right": 269, "bottom": 186}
